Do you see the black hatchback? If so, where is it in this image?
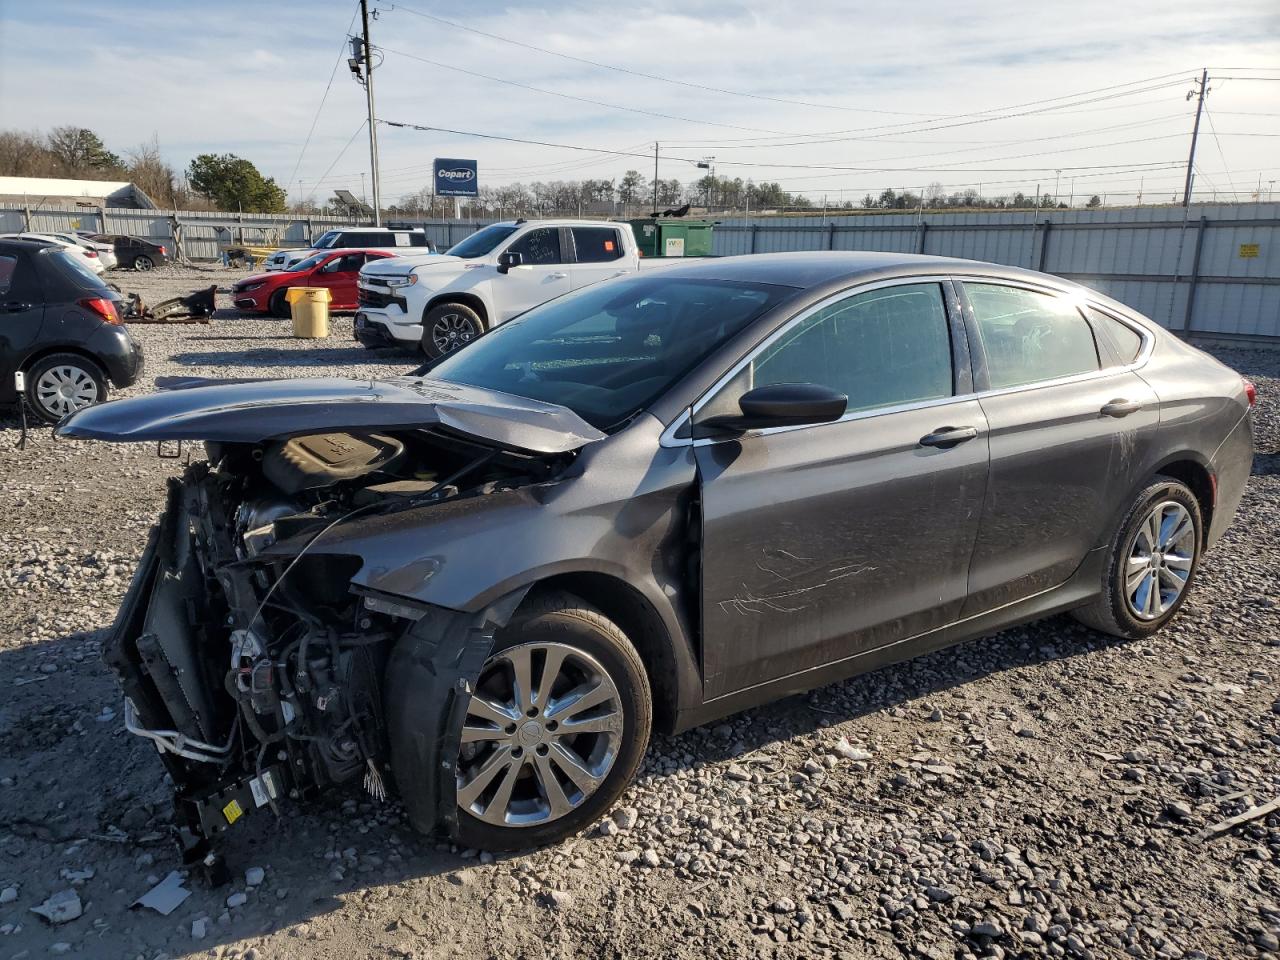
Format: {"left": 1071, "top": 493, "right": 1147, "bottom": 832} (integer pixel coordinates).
{"left": 0, "top": 238, "right": 143, "bottom": 422}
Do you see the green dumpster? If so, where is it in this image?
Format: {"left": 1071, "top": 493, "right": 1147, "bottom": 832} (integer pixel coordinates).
{"left": 627, "top": 218, "right": 714, "bottom": 258}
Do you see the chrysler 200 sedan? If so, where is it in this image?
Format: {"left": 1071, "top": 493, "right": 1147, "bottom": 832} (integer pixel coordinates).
{"left": 58, "top": 252, "right": 1254, "bottom": 858}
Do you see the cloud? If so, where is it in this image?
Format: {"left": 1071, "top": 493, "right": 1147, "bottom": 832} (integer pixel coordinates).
{"left": 1, "top": 0, "right": 1277, "bottom": 205}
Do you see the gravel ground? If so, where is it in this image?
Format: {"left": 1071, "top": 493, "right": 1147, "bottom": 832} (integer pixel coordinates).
{"left": 1, "top": 266, "right": 1277, "bottom": 960}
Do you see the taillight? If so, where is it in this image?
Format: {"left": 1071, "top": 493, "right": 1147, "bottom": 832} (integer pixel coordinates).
{"left": 158, "top": 246, "right": 167, "bottom": 256}
{"left": 84, "top": 250, "right": 98, "bottom": 258}
{"left": 80, "top": 297, "right": 121, "bottom": 325}
{"left": 1243, "top": 378, "right": 1257, "bottom": 407}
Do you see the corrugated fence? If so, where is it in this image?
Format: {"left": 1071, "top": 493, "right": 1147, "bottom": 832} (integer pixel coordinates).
{"left": 3, "top": 202, "right": 1277, "bottom": 340}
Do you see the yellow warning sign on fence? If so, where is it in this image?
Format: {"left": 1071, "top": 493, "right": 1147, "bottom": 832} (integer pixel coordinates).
{"left": 1239, "top": 243, "right": 1260, "bottom": 259}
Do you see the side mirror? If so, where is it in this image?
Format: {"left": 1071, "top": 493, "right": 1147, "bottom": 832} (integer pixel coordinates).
{"left": 696, "top": 383, "right": 847, "bottom": 435}
{"left": 496, "top": 251, "right": 523, "bottom": 274}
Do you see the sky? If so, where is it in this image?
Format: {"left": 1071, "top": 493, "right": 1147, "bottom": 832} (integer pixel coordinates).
{"left": 1, "top": 0, "right": 1278, "bottom": 208}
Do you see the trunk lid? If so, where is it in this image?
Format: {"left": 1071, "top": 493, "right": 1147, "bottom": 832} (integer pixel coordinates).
{"left": 56, "top": 376, "right": 605, "bottom": 454}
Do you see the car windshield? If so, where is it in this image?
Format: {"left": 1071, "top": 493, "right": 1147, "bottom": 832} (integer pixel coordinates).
{"left": 312, "top": 231, "right": 340, "bottom": 249}
{"left": 426, "top": 275, "right": 795, "bottom": 430}
{"left": 288, "top": 254, "right": 326, "bottom": 272}
{"left": 446, "top": 224, "right": 519, "bottom": 259}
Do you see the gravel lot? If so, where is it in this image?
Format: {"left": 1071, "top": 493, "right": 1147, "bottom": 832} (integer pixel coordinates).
{"left": 1, "top": 266, "right": 1277, "bottom": 960}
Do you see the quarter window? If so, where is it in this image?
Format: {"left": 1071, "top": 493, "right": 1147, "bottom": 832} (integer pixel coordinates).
{"left": 965, "top": 283, "right": 1099, "bottom": 388}
{"left": 572, "top": 227, "right": 624, "bottom": 263}
{"left": 1086, "top": 307, "right": 1144, "bottom": 364}
{"left": 0, "top": 255, "right": 17, "bottom": 297}
{"left": 750, "top": 282, "right": 953, "bottom": 414}
{"left": 506, "top": 227, "right": 564, "bottom": 265}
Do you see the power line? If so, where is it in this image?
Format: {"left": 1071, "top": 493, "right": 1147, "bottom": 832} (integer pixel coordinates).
{"left": 378, "top": 0, "right": 1204, "bottom": 138}
{"left": 303, "top": 121, "right": 369, "bottom": 205}
{"left": 378, "top": 46, "right": 793, "bottom": 135}
{"left": 1202, "top": 104, "right": 1241, "bottom": 201}
{"left": 285, "top": 2, "right": 361, "bottom": 201}
{"left": 379, "top": 118, "right": 1184, "bottom": 175}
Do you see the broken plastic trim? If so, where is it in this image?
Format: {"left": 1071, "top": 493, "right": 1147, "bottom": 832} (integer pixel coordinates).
{"left": 123, "top": 698, "right": 237, "bottom": 764}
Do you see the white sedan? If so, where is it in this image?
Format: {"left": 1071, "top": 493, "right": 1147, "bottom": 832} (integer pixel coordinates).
{"left": 0, "top": 232, "right": 107, "bottom": 274}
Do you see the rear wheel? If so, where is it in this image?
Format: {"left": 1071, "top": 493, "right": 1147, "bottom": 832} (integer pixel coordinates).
{"left": 26, "top": 353, "right": 107, "bottom": 423}
{"left": 454, "top": 592, "right": 651, "bottom": 851}
{"left": 133, "top": 255, "right": 154, "bottom": 271}
{"left": 1072, "top": 476, "right": 1202, "bottom": 638}
{"left": 421, "top": 302, "right": 484, "bottom": 359}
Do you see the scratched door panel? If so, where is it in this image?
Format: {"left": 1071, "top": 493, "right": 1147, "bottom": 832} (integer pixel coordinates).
{"left": 961, "top": 370, "right": 1159, "bottom": 616}
{"left": 696, "top": 400, "right": 989, "bottom": 699}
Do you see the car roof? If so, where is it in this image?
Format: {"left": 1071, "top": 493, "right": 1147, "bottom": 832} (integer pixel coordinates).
{"left": 0, "top": 236, "right": 58, "bottom": 250}
{"left": 645, "top": 250, "right": 1087, "bottom": 290}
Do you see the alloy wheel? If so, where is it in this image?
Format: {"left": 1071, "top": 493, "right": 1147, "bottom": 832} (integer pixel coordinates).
{"left": 1124, "top": 500, "right": 1195, "bottom": 620}
{"left": 457, "top": 642, "right": 624, "bottom": 828}
{"left": 134, "top": 256, "right": 154, "bottom": 271}
{"left": 34, "top": 364, "right": 100, "bottom": 418}
{"left": 431, "top": 313, "right": 478, "bottom": 354}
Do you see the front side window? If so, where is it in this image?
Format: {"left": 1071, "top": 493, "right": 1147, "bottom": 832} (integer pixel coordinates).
{"left": 313, "top": 231, "right": 340, "bottom": 248}
{"left": 749, "top": 282, "right": 954, "bottom": 414}
{"left": 506, "top": 227, "right": 563, "bottom": 265}
{"left": 428, "top": 276, "right": 794, "bottom": 429}
{"left": 572, "top": 227, "right": 624, "bottom": 263}
{"left": 965, "top": 282, "right": 1099, "bottom": 389}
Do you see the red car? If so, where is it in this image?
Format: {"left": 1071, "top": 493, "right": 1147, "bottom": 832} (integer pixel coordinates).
{"left": 231, "top": 250, "right": 394, "bottom": 317}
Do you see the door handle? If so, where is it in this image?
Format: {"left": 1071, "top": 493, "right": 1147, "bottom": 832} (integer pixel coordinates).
{"left": 919, "top": 425, "right": 979, "bottom": 448}
{"left": 549, "top": 272, "right": 568, "bottom": 280}
{"left": 1100, "top": 399, "right": 1143, "bottom": 418}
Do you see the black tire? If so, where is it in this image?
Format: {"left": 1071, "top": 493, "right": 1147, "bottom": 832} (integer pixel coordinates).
{"left": 133, "top": 255, "right": 154, "bottom": 272}
{"left": 420, "top": 302, "right": 485, "bottom": 359}
{"left": 454, "top": 591, "right": 652, "bottom": 851}
{"left": 1072, "top": 476, "right": 1203, "bottom": 638}
{"left": 268, "top": 289, "right": 290, "bottom": 319}
{"left": 25, "top": 353, "right": 108, "bottom": 424}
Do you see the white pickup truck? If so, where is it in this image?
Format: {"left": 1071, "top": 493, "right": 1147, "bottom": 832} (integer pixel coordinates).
{"left": 355, "top": 219, "right": 671, "bottom": 357}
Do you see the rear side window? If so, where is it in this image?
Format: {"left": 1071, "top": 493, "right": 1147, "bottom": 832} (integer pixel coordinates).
{"left": 408, "top": 234, "right": 428, "bottom": 247}
{"left": 507, "top": 227, "right": 564, "bottom": 265}
{"left": 752, "top": 282, "right": 953, "bottom": 414}
{"left": 1086, "top": 307, "right": 1144, "bottom": 364}
{"left": 965, "top": 283, "right": 1099, "bottom": 389}
{"left": 572, "top": 227, "right": 624, "bottom": 263}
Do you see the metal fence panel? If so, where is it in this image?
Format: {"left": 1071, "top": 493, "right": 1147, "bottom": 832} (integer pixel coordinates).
{"left": 2, "top": 202, "right": 1276, "bottom": 339}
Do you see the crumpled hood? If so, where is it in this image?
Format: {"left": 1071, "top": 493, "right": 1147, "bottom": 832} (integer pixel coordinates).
{"left": 56, "top": 376, "right": 605, "bottom": 454}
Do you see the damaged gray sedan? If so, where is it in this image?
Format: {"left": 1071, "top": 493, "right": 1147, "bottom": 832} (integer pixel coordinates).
{"left": 59, "top": 252, "right": 1255, "bottom": 860}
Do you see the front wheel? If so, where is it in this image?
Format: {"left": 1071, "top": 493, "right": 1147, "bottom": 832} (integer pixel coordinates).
{"left": 454, "top": 592, "right": 652, "bottom": 851}
{"left": 421, "top": 302, "right": 484, "bottom": 360}
{"left": 268, "top": 289, "right": 290, "bottom": 319}
{"left": 1072, "top": 476, "right": 1203, "bottom": 638}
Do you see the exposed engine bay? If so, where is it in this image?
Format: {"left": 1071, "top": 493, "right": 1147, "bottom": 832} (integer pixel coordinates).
{"left": 106, "top": 425, "right": 565, "bottom": 868}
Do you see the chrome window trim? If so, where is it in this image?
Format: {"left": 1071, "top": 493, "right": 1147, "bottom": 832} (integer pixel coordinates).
{"left": 658, "top": 274, "right": 1160, "bottom": 450}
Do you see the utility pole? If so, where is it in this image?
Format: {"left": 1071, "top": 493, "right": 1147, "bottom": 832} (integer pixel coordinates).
{"left": 1182, "top": 68, "right": 1208, "bottom": 208}
{"left": 356, "top": 0, "right": 382, "bottom": 224}
{"left": 652, "top": 142, "right": 659, "bottom": 214}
